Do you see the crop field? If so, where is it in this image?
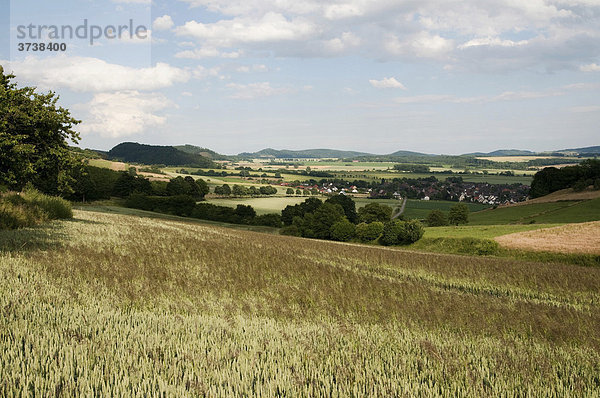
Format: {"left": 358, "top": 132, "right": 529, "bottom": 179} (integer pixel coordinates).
{"left": 470, "top": 198, "right": 600, "bottom": 225}
{"left": 1, "top": 209, "right": 599, "bottom": 396}
{"left": 495, "top": 221, "right": 600, "bottom": 255}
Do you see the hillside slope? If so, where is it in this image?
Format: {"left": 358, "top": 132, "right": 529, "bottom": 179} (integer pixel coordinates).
{"left": 108, "top": 142, "right": 215, "bottom": 167}
{"left": 1, "top": 209, "right": 599, "bottom": 395}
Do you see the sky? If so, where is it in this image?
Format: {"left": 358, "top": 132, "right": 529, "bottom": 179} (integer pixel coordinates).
{"left": 1, "top": 0, "right": 599, "bottom": 155}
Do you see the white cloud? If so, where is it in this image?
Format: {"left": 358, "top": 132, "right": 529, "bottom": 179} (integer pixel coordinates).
{"left": 181, "top": 91, "right": 193, "bottom": 97}
{"left": 175, "top": 47, "right": 241, "bottom": 59}
{"left": 369, "top": 77, "right": 406, "bottom": 89}
{"left": 4, "top": 56, "right": 190, "bottom": 92}
{"left": 580, "top": 63, "right": 600, "bottom": 72}
{"left": 226, "top": 82, "right": 294, "bottom": 99}
{"left": 175, "top": 12, "right": 316, "bottom": 46}
{"left": 236, "top": 64, "right": 268, "bottom": 73}
{"left": 569, "top": 105, "right": 600, "bottom": 113}
{"left": 393, "top": 89, "right": 564, "bottom": 104}
{"left": 153, "top": 15, "right": 174, "bottom": 31}
{"left": 76, "top": 91, "right": 172, "bottom": 138}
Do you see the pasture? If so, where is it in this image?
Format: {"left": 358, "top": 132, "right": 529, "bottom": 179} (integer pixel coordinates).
{"left": 1, "top": 209, "right": 599, "bottom": 396}
{"left": 469, "top": 198, "right": 600, "bottom": 225}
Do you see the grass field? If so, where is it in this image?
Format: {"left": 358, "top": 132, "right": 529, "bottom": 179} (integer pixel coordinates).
{"left": 424, "top": 224, "right": 561, "bottom": 239}
{"left": 402, "top": 199, "right": 490, "bottom": 220}
{"left": 1, "top": 209, "right": 599, "bottom": 395}
{"left": 206, "top": 196, "right": 309, "bottom": 215}
{"left": 470, "top": 198, "right": 600, "bottom": 225}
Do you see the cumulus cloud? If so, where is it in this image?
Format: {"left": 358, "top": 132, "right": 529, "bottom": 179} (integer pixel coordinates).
{"left": 369, "top": 77, "right": 406, "bottom": 89}
{"left": 76, "top": 91, "right": 172, "bottom": 138}
{"left": 175, "top": 12, "right": 316, "bottom": 47}
{"left": 153, "top": 15, "right": 175, "bottom": 31}
{"left": 3, "top": 56, "right": 190, "bottom": 92}
{"left": 172, "top": 0, "right": 600, "bottom": 71}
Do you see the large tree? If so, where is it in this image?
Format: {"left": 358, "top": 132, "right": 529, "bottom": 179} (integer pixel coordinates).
{"left": 0, "top": 65, "right": 81, "bottom": 194}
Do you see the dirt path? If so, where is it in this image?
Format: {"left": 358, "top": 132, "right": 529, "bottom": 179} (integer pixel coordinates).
{"left": 392, "top": 198, "right": 407, "bottom": 219}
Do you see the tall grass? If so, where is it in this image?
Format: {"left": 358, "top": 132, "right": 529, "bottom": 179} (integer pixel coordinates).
{"left": 0, "top": 190, "right": 72, "bottom": 229}
{"left": 1, "top": 208, "right": 599, "bottom": 395}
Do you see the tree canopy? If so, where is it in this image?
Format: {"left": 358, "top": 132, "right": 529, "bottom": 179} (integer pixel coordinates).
{"left": 0, "top": 65, "right": 81, "bottom": 194}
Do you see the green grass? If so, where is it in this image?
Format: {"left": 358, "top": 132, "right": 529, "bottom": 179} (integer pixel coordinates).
{"left": 206, "top": 196, "right": 310, "bottom": 215}
{"left": 1, "top": 209, "right": 600, "bottom": 395}
{"left": 403, "top": 199, "right": 490, "bottom": 220}
{"left": 470, "top": 198, "right": 600, "bottom": 225}
{"left": 424, "top": 224, "right": 562, "bottom": 239}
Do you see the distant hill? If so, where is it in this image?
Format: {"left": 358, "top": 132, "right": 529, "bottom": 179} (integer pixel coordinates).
{"left": 559, "top": 146, "right": 600, "bottom": 155}
{"left": 464, "top": 149, "right": 536, "bottom": 157}
{"left": 238, "top": 148, "right": 374, "bottom": 159}
{"left": 174, "top": 145, "right": 229, "bottom": 160}
{"left": 387, "top": 150, "right": 433, "bottom": 157}
{"left": 107, "top": 142, "right": 215, "bottom": 167}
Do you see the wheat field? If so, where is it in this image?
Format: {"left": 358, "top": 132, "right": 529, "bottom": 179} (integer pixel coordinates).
{"left": 1, "top": 209, "right": 599, "bottom": 396}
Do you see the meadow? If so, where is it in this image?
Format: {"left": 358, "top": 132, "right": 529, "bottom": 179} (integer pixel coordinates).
{"left": 469, "top": 198, "right": 600, "bottom": 225}
{"left": 1, "top": 209, "right": 599, "bottom": 396}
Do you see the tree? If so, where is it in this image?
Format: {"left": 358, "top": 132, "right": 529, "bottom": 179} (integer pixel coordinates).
{"left": 306, "top": 203, "right": 345, "bottom": 239}
{"left": 425, "top": 209, "right": 449, "bottom": 227}
{"left": 286, "top": 188, "right": 295, "bottom": 195}
{"left": 113, "top": 172, "right": 152, "bottom": 198}
{"left": 195, "top": 178, "right": 210, "bottom": 199}
{"left": 355, "top": 222, "right": 384, "bottom": 242}
{"left": 0, "top": 65, "right": 81, "bottom": 194}
{"left": 296, "top": 189, "right": 302, "bottom": 195}
{"left": 325, "top": 194, "right": 358, "bottom": 223}
{"left": 358, "top": 203, "right": 393, "bottom": 223}
{"left": 330, "top": 219, "right": 356, "bottom": 242}
{"left": 448, "top": 203, "right": 469, "bottom": 225}
{"left": 232, "top": 185, "right": 248, "bottom": 196}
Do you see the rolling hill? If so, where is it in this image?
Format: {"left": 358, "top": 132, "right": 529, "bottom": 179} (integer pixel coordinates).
{"left": 174, "top": 144, "right": 229, "bottom": 160}
{"left": 238, "top": 148, "right": 374, "bottom": 159}
{"left": 107, "top": 142, "right": 215, "bottom": 167}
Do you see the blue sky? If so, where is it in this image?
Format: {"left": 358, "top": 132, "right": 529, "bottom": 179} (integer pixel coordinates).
{"left": 1, "top": 0, "right": 599, "bottom": 155}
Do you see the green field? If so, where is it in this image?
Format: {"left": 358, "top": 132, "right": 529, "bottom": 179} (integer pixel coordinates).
{"left": 206, "top": 196, "right": 310, "bottom": 215}
{"left": 1, "top": 209, "right": 599, "bottom": 395}
{"left": 402, "top": 199, "right": 490, "bottom": 220}
{"left": 424, "top": 224, "right": 562, "bottom": 239}
{"left": 469, "top": 198, "right": 600, "bottom": 225}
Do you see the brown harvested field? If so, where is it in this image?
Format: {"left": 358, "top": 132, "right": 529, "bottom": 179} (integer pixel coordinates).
{"left": 495, "top": 221, "right": 600, "bottom": 254}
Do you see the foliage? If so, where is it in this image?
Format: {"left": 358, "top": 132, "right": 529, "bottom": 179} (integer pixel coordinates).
{"left": 530, "top": 159, "right": 600, "bottom": 198}
{"left": 0, "top": 66, "right": 81, "bottom": 194}
{"left": 355, "top": 222, "right": 384, "bottom": 242}
{"left": 107, "top": 142, "right": 215, "bottom": 167}
{"left": 286, "top": 188, "right": 295, "bottom": 195}
{"left": 281, "top": 197, "right": 323, "bottom": 225}
{"left": 381, "top": 219, "right": 425, "bottom": 246}
{"left": 330, "top": 219, "right": 356, "bottom": 242}
{"left": 325, "top": 194, "right": 358, "bottom": 223}
{"left": 425, "top": 209, "right": 449, "bottom": 227}
{"left": 411, "top": 237, "right": 501, "bottom": 256}
{"left": 112, "top": 172, "right": 153, "bottom": 198}
{"left": 358, "top": 202, "right": 393, "bottom": 223}
{"left": 167, "top": 176, "right": 208, "bottom": 199}
{"left": 448, "top": 203, "right": 470, "bottom": 225}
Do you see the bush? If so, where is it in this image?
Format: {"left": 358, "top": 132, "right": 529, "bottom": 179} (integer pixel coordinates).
{"left": 0, "top": 190, "right": 72, "bottom": 229}
{"left": 355, "top": 222, "right": 384, "bottom": 242}
{"left": 330, "top": 219, "right": 356, "bottom": 242}
{"left": 425, "top": 210, "right": 449, "bottom": 227}
{"left": 381, "top": 219, "right": 424, "bottom": 246}
{"left": 280, "top": 225, "right": 301, "bottom": 236}
{"left": 23, "top": 189, "right": 73, "bottom": 219}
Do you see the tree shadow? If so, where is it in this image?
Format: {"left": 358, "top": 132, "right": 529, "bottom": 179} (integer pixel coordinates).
{"left": 0, "top": 224, "right": 68, "bottom": 253}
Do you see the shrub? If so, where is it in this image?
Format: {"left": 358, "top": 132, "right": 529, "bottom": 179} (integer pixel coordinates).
{"left": 330, "top": 219, "right": 356, "bottom": 242}
{"left": 252, "top": 214, "right": 282, "bottom": 228}
{"left": 425, "top": 210, "right": 449, "bottom": 227}
{"left": 355, "top": 222, "right": 384, "bottom": 242}
{"left": 0, "top": 200, "right": 46, "bottom": 229}
{"left": 23, "top": 189, "right": 73, "bottom": 219}
{"left": 280, "top": 225, "right": 301, "bottom": 236}
{"left": 381, "top": 219, "right": 424, "bottom": 246}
